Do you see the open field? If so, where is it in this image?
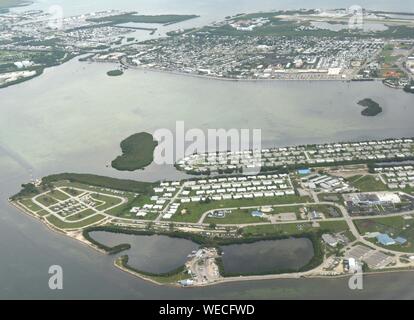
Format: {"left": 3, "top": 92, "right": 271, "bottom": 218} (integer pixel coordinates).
{"left": 92, "top": 193, "right": 123, "bottom": 211}
{"left": 49, "top": 189, "right": 70, "bottom": 201}
{"left": 46, "top": 214, "right": 106, "bottom": 230}
{"left": 242, "top": 220, "right": 350, "bottom": 237}
{"left": 66, "top": 209, "right": 97, "bottom": 221}
{"left": 43, "top": 173, "right": 155, "bottom": 194}
{"left": 172, "top": 195, "right": 312, "bottom": 223}
{"left": 347, "top": 175, "right": 389, "bottom": 192}
{"left": 18, "top": 198, "right": 42, "bottom": 212}
{"left": 355, "top": 216, "right": 414, "bottom": 252}
{"left": 205, "top": 209, "right": 267, "bottom": 225}
{"left": 35, "top": 194, "right": 58, "bottom": 207}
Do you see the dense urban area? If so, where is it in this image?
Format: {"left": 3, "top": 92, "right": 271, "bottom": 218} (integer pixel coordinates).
{"left": 1, "top": 8, "right": 414, "bottom": 90}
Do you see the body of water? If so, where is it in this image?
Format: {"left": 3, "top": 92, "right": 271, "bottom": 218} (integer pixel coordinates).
{"left": 1, "top": 0, "right": 414, "bottom": 299}
{"left": 89, "top": 232, "right": 199, "bottom": 274}
{"left": 220, "top": 238, "right": 314, "bottom": 275}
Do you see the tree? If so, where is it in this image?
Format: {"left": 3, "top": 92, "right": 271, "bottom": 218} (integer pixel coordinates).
{"left": 209, "top": 223, "right": 217, "bottom": 230}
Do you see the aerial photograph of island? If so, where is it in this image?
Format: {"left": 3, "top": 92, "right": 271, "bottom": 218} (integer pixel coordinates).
{"left": 1, "top": 0, "right": 414, "bottom": 305}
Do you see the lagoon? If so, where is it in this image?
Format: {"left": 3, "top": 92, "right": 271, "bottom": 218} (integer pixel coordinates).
{"left": 220, "top": 238, "right": 314, "bottom": 275}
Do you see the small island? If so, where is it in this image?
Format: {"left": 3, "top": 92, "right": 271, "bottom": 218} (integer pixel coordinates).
{"left": 357, "top": 98, "right": 383, "bottom": 117}
{"left": 106, "top": 69, "right": 124, "bottom": 77}
{"left": 111, "top": 132, "right": 158, "bottom": 171}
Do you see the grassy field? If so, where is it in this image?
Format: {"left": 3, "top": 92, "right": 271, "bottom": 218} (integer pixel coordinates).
{"left": 172, "top": 195, "right": 312, "bottom": 223}
{"left": 355, "top": 216, "right": 414, "bottom": 252}
{"left": 43, "top": 173, "right": 155, "bottom": 194}
{"left": 49, "top": 189, "right": 70, "bottom": 201}
{"left": 105, "top": 194, "right": 159, "bottom": 220}
{"left": 46, "top": 214, "right": 105, "bottom": 229}
{"left": 66, "top": 209, "right": 96, "bottom": 221}
{"left": 309, "top": 204, "right": 342, "bottom": 218}
{"left": 111, "top": 132, "right": 158, "bottom": 171}
{"left": 317, "top": 193, "right": 343, "bottom": 203}
{"left": 205, "top": 209, "right": 267, "bottom": 225}
{"left": 61, "top": 187, "right": 83, "bottom": 197}
{"left": 348, "top": 175, "right": 388, "bottom": 192}
{"left": 36, "top": 194, "right": 58, "bottom": 207}
{"left": 200, "top": 203, "right": 340, "bottom": 224}
{"left": 242, "top": 220, "right": 349, "bottom": 237}
{"left": 19, "top": 198, "right": 42, "bottom": 212}
{"left": 92, "top": 194, "right": 123, "bottom": 211}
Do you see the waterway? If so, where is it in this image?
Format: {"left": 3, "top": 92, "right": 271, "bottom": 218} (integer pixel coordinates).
{"left": 220, "top": 238, "right": 314, "bottom": 275}
{"left": 1, "top": 0, "right": 414, "bottom": 299}
{"left": 89, "top": 232, "right": 199, "bottom": 274}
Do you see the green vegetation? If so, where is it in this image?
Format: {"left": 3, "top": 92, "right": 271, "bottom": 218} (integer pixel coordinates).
{"left": 66, "top": 209, "right": 96, "bottom": 221}
{"left": 379, "top": 44, "right": 399, "bottom": 65}
{"left": 205, "top": 209, "right": 267, "bottom": 225}
{"left": 106, "top": 194, "right": 156, "bottom": 219}
{"left": 355, "top": 216, "right": 414, "bottom": 252}
{"left": 205, "top": 204, "right": 340, "bottom": 224}
{"left": 111, "top": 132, "right": 158, "bottom": 171}
{"left": 0, "top": 69, "right": 42, "bottom": 89}
{"left": 317, "top": 193, "right": 343, "bottom": 203}
{"left": 173, "top": 195, "right": 312, "bottom": 223}
{"left": 348, "top": 175, "right": 388, "bottom": 192}
{"left": 242, "top": 220, "right": 349, "bottom": 237}
{"left": 18, "top": 198, "right": 42, "bottom": 212}
{"left": 46, "top": 214, "right": 105, "bottom": 230}
{"left": 61, "top": 187, "right": 83, "bottom": 197}
{"left": 11, "top": 183, "right": 40, "bottom": 200}
{"left": 49, "top": 189, "right": 70, "bottom": 201}
{"left": 106, "top": 69, "right": 123, "bottom": 77}
{"left": 217, "top": 232, "right": 324, "bottom": 277}
{"left": 42, "top": 173, "right": 155, "bottom": 195}
{"left": 88, "top": 13, "right": 199, "bottom": 25}
{"left": 357, "top": 98, "right": 383, "bottom": 117}
{"left": 36, "top": 194, "right": 58, "bottom": 207}
{"left": 92, "top": 194, "right": 123, "bottom": 210}
{"left": 82, "top": 228, "right": 131, "bottom": 254}
{"left": 116, "top": 255, "right": 190, "bottom": 284}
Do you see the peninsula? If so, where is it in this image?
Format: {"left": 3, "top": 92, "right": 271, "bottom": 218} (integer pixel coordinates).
{"left": 10, "top": 137, "right": 414, "bottom": 287}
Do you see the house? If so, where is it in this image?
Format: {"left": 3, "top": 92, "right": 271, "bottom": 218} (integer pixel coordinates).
{"left": 394, "top": 237, "right": 407, "bottom": 245}
{"left": 376, "top": 234, "right": 396, "bottom": 246}
{"left": 251, "top": 210, "right": 264, "bottom": 218}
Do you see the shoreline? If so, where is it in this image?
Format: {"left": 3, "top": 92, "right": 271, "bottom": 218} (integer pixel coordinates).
{"left": 120, "top": 59, "right": 385, "bottom": 84}
{"left": 11, "top": 199, "right": 414, "bottom": 288}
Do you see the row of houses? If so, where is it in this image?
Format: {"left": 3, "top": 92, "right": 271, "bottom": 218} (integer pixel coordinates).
{"left": 375, "top": 166, "right": 414, "bottom": 189}
{"left": 178, "top": 189, "right": 296, "bottom": 204}
{"left": 177, "top": 138, "right": 414, "bottom": 174}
